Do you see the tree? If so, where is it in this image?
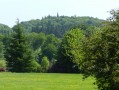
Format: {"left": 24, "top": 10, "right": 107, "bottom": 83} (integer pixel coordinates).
{"left": 81, "top": 9, "right": 119, "bottom": 90}
{"left": 41, "top": 56, "right": 49, "bottom": 72}
{"left": 42, "top": 44, "right": 57, "bottom": 60}
{"left": 55, "top": 29, "right": 85, "bottom": 73}
{"left": 0, "top": 60, "right": 6, "bottom": 71}
{"left": 0, "top": 35, "right": 4, "bottom": 59}
{"left": 27, "top": 32, "right": 46, "bottom": 50}
{"left": 38, "top": 34, "right": 60, "bottom": 62}
{"left": 5, "top": 21, "right": 39, "bottom": 72}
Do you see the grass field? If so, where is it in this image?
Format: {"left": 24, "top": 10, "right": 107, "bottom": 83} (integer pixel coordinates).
{"left": 0, "top": 73, "right": 97, "bottom": 90}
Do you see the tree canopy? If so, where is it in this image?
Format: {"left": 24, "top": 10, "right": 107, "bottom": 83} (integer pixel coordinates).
{"left": 20, "top": 16, "right": 103, "bottom": 38}
{"left": 0, "top": 24, "right": 12, "bottom": 35}
{"left": 54, "top": 29, "right": 85, "bottom": 73}
{"left": 81, "top": 9, "right": 119, "bottom": 90}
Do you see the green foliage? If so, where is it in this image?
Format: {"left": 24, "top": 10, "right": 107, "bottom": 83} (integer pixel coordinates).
{"left": 0, "top": 24, "right": 12, "bottom": 35}
{"left": 42, "top": 44, "right": 57, "bottom": 60}
{"left": 20, "top": 16, "right": 103, "bottom": 38}
{"left": 26, "top": 32, "right": 60, "bottom": 65}
{"left": 41, "top": 34, "right": 60, "bottom": 59}
{"left": 5, "top": 22, "right": 39, "bottom": 72}
{"left": 81, "top": 9, "right": 119, "bottom": 90}
{"left": 0, "top": 60, "right": 6, "bottom": 69}
{"left": 27, "top": 32, "right": 46, "bottom": 50}
{"left": 44, "top": 34, "right": 60, "bottom": 46}
{"left": 55, "top": 29, "right": 85, "bottom": 73}
{"left": 41, "top": 56, "right": 50, "bottom": 72}
{"left": 0, "top": 40, "right": 4, "bottom": 59}
{"left": 0, "top": 15, "right": 104, "bottom": 74}
{"left": 38, "top": 34, "right": 60, "bottom": 62}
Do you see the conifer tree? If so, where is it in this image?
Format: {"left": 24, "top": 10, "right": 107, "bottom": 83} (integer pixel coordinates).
{"left": 5, "top": 21, "right": 39, "bottom": 72}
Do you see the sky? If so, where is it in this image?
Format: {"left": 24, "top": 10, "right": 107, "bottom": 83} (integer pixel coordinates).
{"left": 0, "top": 0, "right": 119, "bottom": 27}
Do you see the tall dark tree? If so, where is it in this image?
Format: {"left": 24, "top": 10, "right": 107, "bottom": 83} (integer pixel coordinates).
{"left": 5, "top": 21, "right": 39, "bottom": 72}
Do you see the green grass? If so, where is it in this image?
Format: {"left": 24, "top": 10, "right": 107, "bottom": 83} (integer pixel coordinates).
{"left": 0, "top": 73, "right": 97, "bottom": 90}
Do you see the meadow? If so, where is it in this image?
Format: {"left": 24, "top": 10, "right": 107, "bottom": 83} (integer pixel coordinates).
{"left": 0, "top": 73, "right": 97, "bottom": 90}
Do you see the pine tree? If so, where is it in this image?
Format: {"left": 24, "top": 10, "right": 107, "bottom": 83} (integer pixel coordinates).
{"left": 5, "top": 21, "right": 39, "bottom": 72}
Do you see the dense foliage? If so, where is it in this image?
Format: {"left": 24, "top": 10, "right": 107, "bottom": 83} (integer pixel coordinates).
{"left": 26, "top": 32, "right": 60, "bottom": 70}
{"left": 40, "top": 56, "right": 50, "bottom": 72}
{"left": 80, "top": 9, "right": 119, "bottom": 90}
{"left": 20, "top": 16, "right": 103, "bottom": 37}
{"left": 0, "top": 24, "right": 12, "bottom": 35}
{"left": 5, "top": 22, "right": 39, "bottom": 72}
{"left": 0, "top": 15, "right": 104, "bottom": 73}
{"left": 0, "top": 10, "right": 119, "bottom": 90}
{"left": 52, "top": 29, "right": 85, "bottom": 73}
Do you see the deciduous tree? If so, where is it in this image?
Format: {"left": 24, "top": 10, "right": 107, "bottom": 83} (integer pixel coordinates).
{"left": 56, "top": 29, "right": 85, "bottom": 73}
{"left": 81, "top": 9, "right": 119, "bottom": 90}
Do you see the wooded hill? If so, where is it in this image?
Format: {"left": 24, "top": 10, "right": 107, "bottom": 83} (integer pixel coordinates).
{"left": 0, "top": 24, "right": 12, "bottom": 35}
{"left": 0, "top": 16, "right": 104, "bottom": 37}
{"left": 0, "top": 15, "right": 105, "bottom": 72}
{"left": 20, "top": 16, "right": 104, "bottom": 37}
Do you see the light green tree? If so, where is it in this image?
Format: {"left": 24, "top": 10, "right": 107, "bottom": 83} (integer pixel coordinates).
{"left": 56, "top": 29, "right": 85, "bottom": 73}
{"left": 41, "top": 56, "right": 50, "bottom": 72}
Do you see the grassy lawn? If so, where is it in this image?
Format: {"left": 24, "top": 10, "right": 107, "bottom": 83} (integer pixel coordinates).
{"left": 0, "top": 73, "right": 97, "bottom": 90}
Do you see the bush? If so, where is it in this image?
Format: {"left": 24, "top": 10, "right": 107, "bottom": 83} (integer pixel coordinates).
{"left": 41, "top": 56, "right": 50, "bottom": 72}
{"left": 0, "top": 60, "right": 6, "bottom": 71}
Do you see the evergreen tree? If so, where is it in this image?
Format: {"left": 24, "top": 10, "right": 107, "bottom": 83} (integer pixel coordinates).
{"left": 5, "top": 21, "right": 39, "bottom": 72}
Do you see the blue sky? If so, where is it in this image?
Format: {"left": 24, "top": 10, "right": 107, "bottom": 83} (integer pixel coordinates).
{"left": 0, "top": 0, "right": 119, "bottom": 27}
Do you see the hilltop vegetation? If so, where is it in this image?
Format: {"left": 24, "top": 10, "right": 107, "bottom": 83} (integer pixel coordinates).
{"left": 0, "top": 16, "right": 103, "bottom": 38}
{"left": 0, "top": 24, "right": 12, "bottom": 35}
{"left": 20, "top": 15, "right": 103, "bottom": 37}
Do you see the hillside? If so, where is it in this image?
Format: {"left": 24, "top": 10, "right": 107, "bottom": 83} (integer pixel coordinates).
{"left": 20, "top": 16, "right": 104, "bottom": 38}
{"left": 0, "top": 24, "right": 12, "bottom": 35}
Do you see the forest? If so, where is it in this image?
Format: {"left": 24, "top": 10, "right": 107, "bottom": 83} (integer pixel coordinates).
{"left": 0, "top": 9, "right": 119, "bottom": 90}
{"left": 0, "top": 15, "right": 103, "bottom": 72}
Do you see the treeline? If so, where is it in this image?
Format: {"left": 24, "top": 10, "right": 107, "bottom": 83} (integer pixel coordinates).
{"left": 20, "top": 15, "right": 103, "bottom": 37}
{"left": 0, "top": 16, "right": 103, "bottom": 37}
{"left": 0, "top": 16, "right": 103, "bottom": 73}
{"left": 0, "top": 10, "right": 119, "bottom": 90}
{"left": 0, "top": 16, "right": 103, "bottom": 72}
{"left": 0, "top": 30, "right": 60, "bottom": 72}
{"left": 0, "top": 24, "right": 12, "bottom": 35}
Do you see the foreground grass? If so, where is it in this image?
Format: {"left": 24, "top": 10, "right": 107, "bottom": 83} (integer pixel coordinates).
{"left": 0, "top": 73, "right": 97, "bottom": 90}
